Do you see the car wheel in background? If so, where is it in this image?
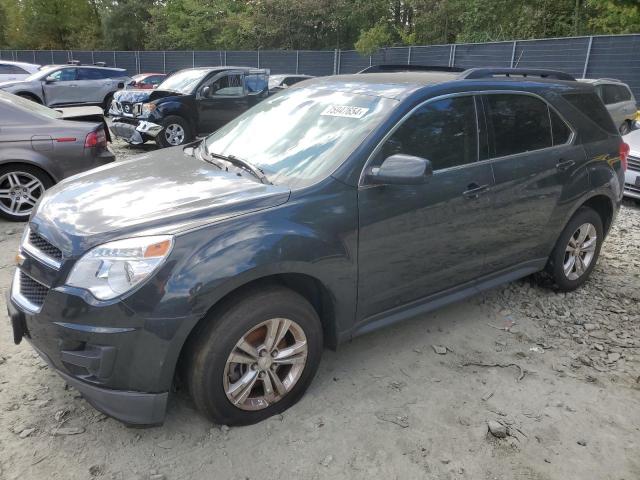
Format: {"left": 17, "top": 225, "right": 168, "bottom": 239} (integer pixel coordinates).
{"left": 157, "top": 116, "right": 192, "bottom": 148}
{"left": 184, "top": 286, "right": 323, "bottom": 426}
{"left": 0, "top": 165, "right": 53, "bottom": 222}
{"left": 619, "top": 121, "right": 631, "bottom": 136}
{"left": 103, "top": 92, "right": 114, "bottom": 116}
{"left": 544, "top": 207, "right": 603, "bottom": 291}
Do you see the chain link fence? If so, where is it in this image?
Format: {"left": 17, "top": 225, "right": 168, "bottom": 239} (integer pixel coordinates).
{"left": 2, "top": 34, "right": 639, "bottom": 99}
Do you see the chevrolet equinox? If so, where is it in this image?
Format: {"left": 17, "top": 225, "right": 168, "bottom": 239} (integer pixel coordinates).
{"left": 8, "top": 68, "right": 627, "bottom": 426}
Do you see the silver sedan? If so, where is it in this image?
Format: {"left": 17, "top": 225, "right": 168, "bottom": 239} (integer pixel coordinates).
{"left": 0, "top": 91, "right": 115, "bottom": 221}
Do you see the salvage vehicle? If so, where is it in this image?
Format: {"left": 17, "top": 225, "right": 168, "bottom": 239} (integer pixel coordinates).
{"left": 8, "top": 68, "right": 625, "bottom": 427}
{"left": 579, "top": 78, "right": 637, "bottom": 135}
{"left": 128, "top": 73, "right": 167, "bottom": 89}
{"left": 109, "top": 66, "right": 269, "bottom": 147}
{"left": 622, "top": 129, "right": 640, "bottom": 201}
{"left": 0, "top": 91, "right": 114, "bottom": 221}
{"left": 0, "top": 64, "right": 130, "bottom": 112}
{"left": 0, "top": 61, "right": 40, "bottom": 82}
{"left": 268, "top": 74, "right": 313, "bottom": 92}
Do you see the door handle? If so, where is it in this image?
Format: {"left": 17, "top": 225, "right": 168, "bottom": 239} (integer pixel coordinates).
{"left": 556, "top": 159, "right": 576, "bottom": 171}
{"left": 463, "top": 183, "right": 490, "bottom": 199}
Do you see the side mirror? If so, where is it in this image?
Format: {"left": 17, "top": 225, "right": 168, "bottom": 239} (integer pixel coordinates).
{"left": 128, "top": 80, "right": 136, "bottom": 86}
{"left": 201, "top": 86, "right": 211, "bottom": 98}
{"left": 45, "top": 76, "right": 56, "bottom": 84}
{"left": 366, "top": 154, "right": 433, "bottom": 185}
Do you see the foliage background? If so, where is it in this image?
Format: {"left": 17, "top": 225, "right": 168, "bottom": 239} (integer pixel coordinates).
{"left": 0, "top": 0, "right": 638, "bottom": 53}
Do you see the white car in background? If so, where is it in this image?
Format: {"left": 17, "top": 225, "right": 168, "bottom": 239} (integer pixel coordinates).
{"left": 623, "top": 129, "right": 640, "bottom": 201}
{"left": 0, "top": 61, "right": 40, "bottom": 82}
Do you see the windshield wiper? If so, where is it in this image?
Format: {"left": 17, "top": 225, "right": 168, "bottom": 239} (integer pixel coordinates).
{"left": 199, "top": 143, "right": 271, "bottom": 185}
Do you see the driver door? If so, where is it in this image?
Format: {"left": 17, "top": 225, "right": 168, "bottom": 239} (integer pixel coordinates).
{"left": 196, "top": 72, "right": 248, "bottom": 134}
{"left": 356, "top": 95, "right": 495, "bottom": 321}
{"left": 42, "top": 67, "right": 78, "bottom": 106}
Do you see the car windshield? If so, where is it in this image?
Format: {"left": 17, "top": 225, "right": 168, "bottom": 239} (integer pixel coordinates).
{"left": 0, "top": 90, "right": 61, "bottom": 119}
{"left": 204, "top": 85, "right": 397, "bottom": 188}
{"left": 157, "top": 69, "right": 210, "bottom": 94}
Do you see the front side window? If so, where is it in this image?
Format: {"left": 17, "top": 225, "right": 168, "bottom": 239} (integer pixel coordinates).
{"left": 47, "top": 68, "right": 77, "bottom": 82}
{"left": 0, "top": 64, "right": 28, "bottom": 74}
{"left": 204, "top": 74, "right": 243, "bottom": 97}
{"left": 485, "top": 94, "right": 552, "bottom": 157}
{"left": 378, "top": 96, "right": 478, "bottom": 171}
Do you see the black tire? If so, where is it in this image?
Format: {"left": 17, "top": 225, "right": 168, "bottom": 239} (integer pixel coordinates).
{"left": 156, "top": 115, "right": 192, "bottom": 148}
{"left": 0, "top": 164, "right": 53, "bottom": 222}
{"left": 103, "top": 92, "right": 114, "bottom": 116}
{"left": 184, "top": 286, "right": 323, "bottom": 426}
{"left": 619, "top": 120, "right": 631, "bottom": 136}
{"left": 544, "top": 207, "right": 604, "bottom": 291}
{"left": 17, "top": 92, "right": 42, "bottom": 104}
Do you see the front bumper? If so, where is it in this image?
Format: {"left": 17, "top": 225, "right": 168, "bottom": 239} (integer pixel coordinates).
{"left": 109, "top": 116, "right": 162, "bottom": 145}
{"left": 624, "top": 165, "right": 640, "bottom": 199}
{"left": 7, "top": 291, "right": 168, "bottom": 425}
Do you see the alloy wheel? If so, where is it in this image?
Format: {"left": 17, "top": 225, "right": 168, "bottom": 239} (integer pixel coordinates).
{"left": 164, "top": 124, "right": 185, "bottom": 146}
{"left": 563, "top": 222, "right": 597, "bottom": 280}
{"left": 0, "top": 171, "right": 45, "bottom": 217}
{"left": 223, "top": 318, "right": 308, "bottom": 411}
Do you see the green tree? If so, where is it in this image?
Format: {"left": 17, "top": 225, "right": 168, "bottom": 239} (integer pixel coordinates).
{"left": 101, "top": 0, "right": 153, "bottom": 49}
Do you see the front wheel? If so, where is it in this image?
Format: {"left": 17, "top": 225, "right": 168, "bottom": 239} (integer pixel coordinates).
{"left": 0, "top": 165, "right": 53, "bottom": 221}
{"left": 184, "top": 286, "right": 323, "bottom": 425}
{"left": 156, "top": 116, "right": 192, "bottom": 148}
{"left": 544, "top": 207, "right": 603, "bottom": 291}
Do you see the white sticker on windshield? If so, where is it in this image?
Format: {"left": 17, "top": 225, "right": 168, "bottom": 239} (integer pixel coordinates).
{"left": 321, "top": 105, "right": 370, "bottom": 119}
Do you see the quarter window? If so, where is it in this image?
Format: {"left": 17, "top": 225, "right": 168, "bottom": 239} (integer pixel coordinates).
{"left": 378, "top": 96, "right": 478, "bottom": 171}
{"left": 600, "top": 84, "right": 631, "bottom": 104}
{"left": 485, "top": 94, "right": 552, "bottom": 157}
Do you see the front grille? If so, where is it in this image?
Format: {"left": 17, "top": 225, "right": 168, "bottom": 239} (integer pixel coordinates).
{"left": 119, "top": 102, "right": 141, "bottom": 116}
{"left": 29, "top": 230, "right": 62, "bottom": 261}
{"left": 628, "top": 156, "right": 640, "bottom": 172}
{"left": 19, "top": 271, "right": 49, "bottom": 308}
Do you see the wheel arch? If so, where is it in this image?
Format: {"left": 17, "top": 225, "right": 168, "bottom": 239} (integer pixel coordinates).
{"left": 172, "top": 272, "right": 338, "bottom": 389}
{"left": 15, "top": 91, "right": 43, "bottom": 104}
{"left": 580, "top": 194, "right": 615, "bottom": 235}
{"left": 0, "top": 160, "right": 57, "bottom": 184}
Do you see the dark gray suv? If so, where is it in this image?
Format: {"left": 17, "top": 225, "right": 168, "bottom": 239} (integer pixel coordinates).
{"left": 8, "top": 68, "right": 627, "bottom": 426}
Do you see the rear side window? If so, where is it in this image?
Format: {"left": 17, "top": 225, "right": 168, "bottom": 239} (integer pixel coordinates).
{"left": 379, "top": 95, "right": 478, "bottom": 171}
{"left": 0, "top": 64, "right": 28, "bottom": 74}
{"left": 601, "top": 84, "right": 631, "bottom": 104}
{"left": 78, "top": 68, "right": 105, "bottom": 80}
{"left": 562, "top": 92, "right": 618, "bottom": 136}
{"left": 485, "top": 94, "right": 552, "bottom": 157}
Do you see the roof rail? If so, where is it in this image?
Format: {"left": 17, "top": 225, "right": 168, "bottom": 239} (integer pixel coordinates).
{"left": 598, "top": 77, "right": 622, "bottom": 83}
{"left": 67, "top": 60, "right": 81, "bottom": 66}
{"left": 460, "top": 68, "right": 576, "bottom": 81}
{"left": 358, "top": 64, "right": 465, "bottom": 74}
{"left": 93, "top": 62, "right": 107, "bottom": 67}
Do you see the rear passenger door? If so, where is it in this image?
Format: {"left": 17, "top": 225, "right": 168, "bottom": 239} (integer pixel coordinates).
{"left": 480, "top": 93, "right": 586, "bottom": 273}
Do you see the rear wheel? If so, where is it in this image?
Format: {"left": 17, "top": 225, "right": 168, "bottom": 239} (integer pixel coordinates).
{"left": 0, "top": 165, "right": 53, "bottom": 221}
{"left": 185, "top": 286, "right": 323, "bottom": 425}
{"left": 156, "top": 116, "right": 192, "bottom": 148}
{"left": 544, "top": 207, "right": 603, "bottom": 291}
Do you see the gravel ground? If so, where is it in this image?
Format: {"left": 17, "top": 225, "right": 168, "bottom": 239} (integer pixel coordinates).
{"left": 0, "top": 140, "right": 639, "bottom": 480}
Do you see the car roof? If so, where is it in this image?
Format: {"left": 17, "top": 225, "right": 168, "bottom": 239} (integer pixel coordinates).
{"left": 303, "top": 70, "right": 592, "bottom": 100}
{"left": 41, "top": 64, "right": 126, "bottom": 71}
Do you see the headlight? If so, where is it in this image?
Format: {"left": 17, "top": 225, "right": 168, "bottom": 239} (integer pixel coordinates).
{"left": 66, "top": 236, "right": 173, "bottom": 300}
{"left": 141, "top": 103, "right": 156, "bottom": 115}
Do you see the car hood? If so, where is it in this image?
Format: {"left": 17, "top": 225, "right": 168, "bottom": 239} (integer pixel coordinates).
{"left": 0, "top": 80, "right": 30, "bottom": 90}
{"left": 113, "top": 89, "right": 185, "bottom": 103}
{"left": 31, "top": 147, "right": 291, "bottom": 255}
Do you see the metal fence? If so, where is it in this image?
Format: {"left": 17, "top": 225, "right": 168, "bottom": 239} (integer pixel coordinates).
{"left": 2, "top": 34, "right": 639, "bottom": 99}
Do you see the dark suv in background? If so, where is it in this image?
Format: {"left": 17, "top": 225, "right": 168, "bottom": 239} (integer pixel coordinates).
{"left": 8, "top": 68, "right": 626, "bottom": 427}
